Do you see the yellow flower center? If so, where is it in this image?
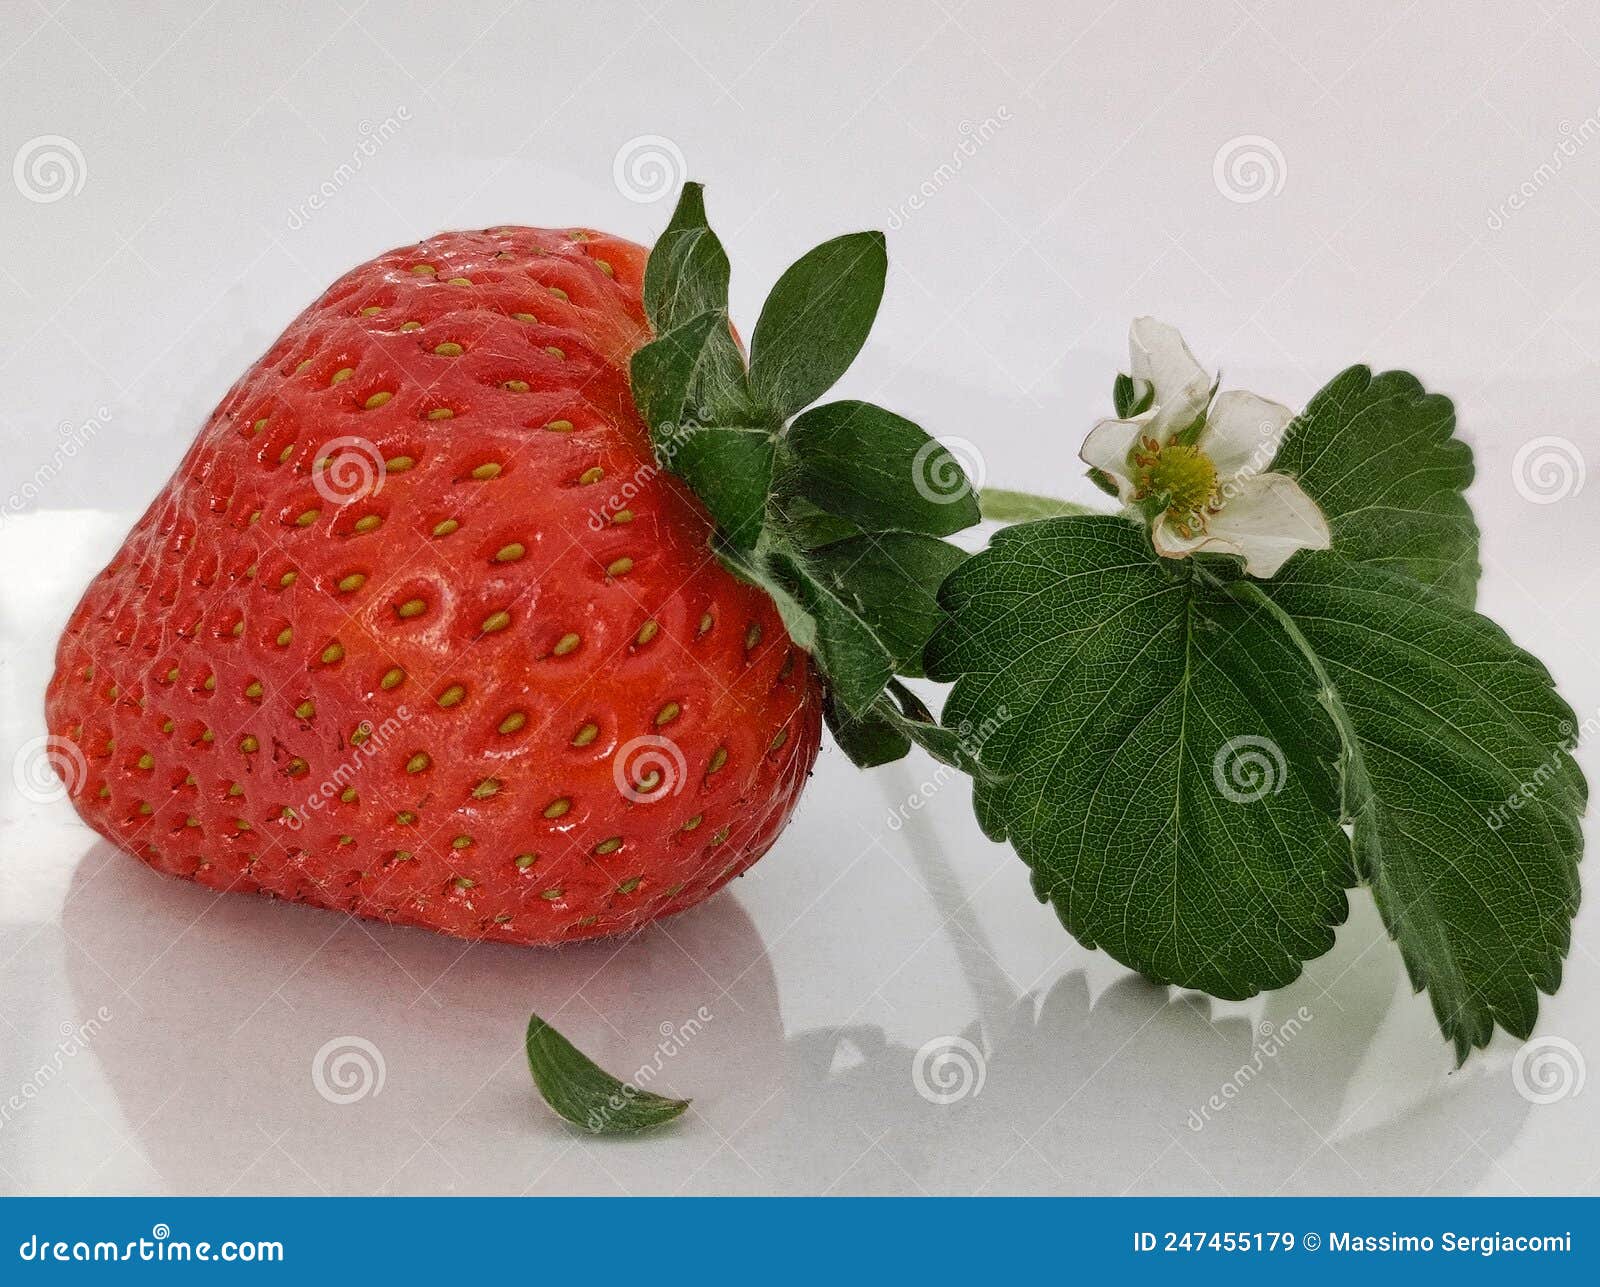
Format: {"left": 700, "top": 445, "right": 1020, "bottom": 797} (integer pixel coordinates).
{"left": 1131, "top": 438, "right": 1220, "bottom": 534}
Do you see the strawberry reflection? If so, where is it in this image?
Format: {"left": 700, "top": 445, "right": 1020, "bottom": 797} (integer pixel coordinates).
{"left": 60, "top": 802, "right": 1529, "bottom": 1194}
{"left": 59, "top": 842, "right": 782, "bottom": 1194}
{"left": 728, "top": 794, "right": 1534, "bottom": 1196}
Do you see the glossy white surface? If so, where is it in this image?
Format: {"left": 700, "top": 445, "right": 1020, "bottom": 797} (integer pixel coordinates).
{"left": 2, "top": 0, "right": 1598, "bottom": 1195}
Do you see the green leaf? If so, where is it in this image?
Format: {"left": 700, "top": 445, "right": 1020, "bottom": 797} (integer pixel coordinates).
{"left": 749, "top": 232, "right": 887, "bottom": 418}
{"left": 642, "top": 184, "right": 732, "bottom": 334}
{"left": 1250, "top": 554, "right": 1585, "bottom": 1059}
{"left": 804, "top": 532, "right": 967, "bottom": 677}
{"left": 924, "top": 515, "right": 1352, "bottom": 999}
{"left": 525, "top": 1013, "right": 691, "bottom": 1134}
{"left": 788, "top": 400, "right": 980, "bottom": 536}
{"left": 1269, "top": 366, "right": 1479, "bottom": 605}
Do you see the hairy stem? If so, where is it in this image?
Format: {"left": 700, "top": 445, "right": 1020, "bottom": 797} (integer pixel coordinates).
{"left": 980, "top": 487, "right": 1105, "bottom": 524}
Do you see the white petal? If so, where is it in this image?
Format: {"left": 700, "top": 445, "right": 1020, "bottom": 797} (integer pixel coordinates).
{"left": 1129, "top": 317, "right": 1211, "bottom": 438}
{"left": 1150, "top": 513, "right": 1230, "bottom": 561}
{"left": 1205, "top": 472, "right": 1332, "bottom": 577}
{"left": 1203, "top": 390, "right": 1295, "bottom": 480}
{"left": 1078, "top": 417, "right": 1144, "bottom": 502}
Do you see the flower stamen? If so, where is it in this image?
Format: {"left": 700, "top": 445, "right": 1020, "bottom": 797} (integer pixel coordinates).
{"left": 1132, "top": 438, "right": 1221, "bottom": 535}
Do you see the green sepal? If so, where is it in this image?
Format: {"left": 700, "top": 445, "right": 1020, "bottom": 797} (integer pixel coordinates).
{"left": 749, "top": 232, "right": 887, "bottom": 419}
{"left": 642, "top": 183, "right": 732, "bottom": 335}
{"left": 630, "top": 184, "right": 981, "bottom": 760}
{"left": 770, "top": 546, "right": 896, "bottom": 718}
{"left": 630, "top": 308, "right": 750, "bottom": 433}
{"left": 661, "top": 424, "right": 776, "bottom": 550}
{"left": 630, "top": 309, "right": 771, "bottom": 547}
{"left": 1112, "top": 372, "right": 1153, "bottom": 418}
{"left": 1086, "top": 467, "right": 1121, "bottom": 498}
{"left": 824, "top": 692, "right": 911, "bottom": 768}
{"left": 803, "top": 532, "right": 968, "bottom": 677}
{"left": 788, "top": 400, "right": 980, "bottom": 536}
{"left": 775, "top": 495, "right": 865, "bottom": 549}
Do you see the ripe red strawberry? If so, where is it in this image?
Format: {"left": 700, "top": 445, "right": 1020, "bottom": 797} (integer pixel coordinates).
{"left": 45, "top": 223, "right": 823, "bottom": 945}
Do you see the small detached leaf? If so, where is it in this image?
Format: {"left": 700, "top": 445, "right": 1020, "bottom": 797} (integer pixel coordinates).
{"left": 526, "top": 1013, "right": 690, "bottom": 1135}
{"left": 749, "top": 232, "right": 887, "bottom": 419}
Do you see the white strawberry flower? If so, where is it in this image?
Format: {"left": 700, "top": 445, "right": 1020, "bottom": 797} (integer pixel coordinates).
{"left": 1080, "top": 318, "right": 1331, "bottom": 578}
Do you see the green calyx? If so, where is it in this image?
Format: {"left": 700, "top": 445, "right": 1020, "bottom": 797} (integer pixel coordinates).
{"left": 630, "top": 183, "right": 982, "bottom": 770}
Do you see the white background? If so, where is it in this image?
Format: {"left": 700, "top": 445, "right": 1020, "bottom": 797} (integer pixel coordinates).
{"left": 1, "top": 0, "right": 1597, "bottom": 1195}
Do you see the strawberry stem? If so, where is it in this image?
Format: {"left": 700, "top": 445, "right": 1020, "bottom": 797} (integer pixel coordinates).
{"left": 980, "top": 488, "right": 1104, "bottom": 524}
